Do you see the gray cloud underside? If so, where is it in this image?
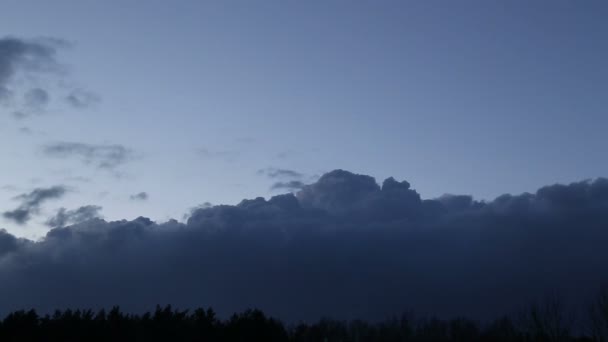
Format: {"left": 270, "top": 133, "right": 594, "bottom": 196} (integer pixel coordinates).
{"left": 1, "top": 170, "right": 608, "bottom": 322}
{"left": 2, "top": 186, "right": 68, "bottom": 224}
{"left": 43, "top": 142, "right": 134, "bottom": 170}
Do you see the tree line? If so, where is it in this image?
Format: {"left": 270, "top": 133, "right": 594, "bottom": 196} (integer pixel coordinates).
{"left": 1, "top": 291, "right": 608, "bottom": 341}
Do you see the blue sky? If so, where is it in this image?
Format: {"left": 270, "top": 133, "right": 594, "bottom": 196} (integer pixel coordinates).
{"left": 1, "top": 0, "right": 608, "bottom": 239}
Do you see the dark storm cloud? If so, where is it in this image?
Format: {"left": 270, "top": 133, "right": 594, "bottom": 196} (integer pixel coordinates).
{"left": 46, "top": 205, "right": 102, "bottom": 228}
{"left": 43, "top": 142, "right": 134, "bottom": 170}
{"left": 2, "top": 185, "right": 68, "bottom": 224}
{"left": 0, "top": 229, "right": 23, "bottom": 258}
{"left": 1, "top": 170, "right": 608, "bottom": 322}
{"left": 130, "top": 192, "right": 149, "bottom": 201}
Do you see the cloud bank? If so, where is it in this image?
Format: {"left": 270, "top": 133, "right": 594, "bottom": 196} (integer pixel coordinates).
{"left": 1, "top": 170, "right": 608, "bottom": 322}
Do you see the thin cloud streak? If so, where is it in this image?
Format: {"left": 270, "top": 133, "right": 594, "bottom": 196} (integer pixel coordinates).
{"left": 42, "top": 142, "right": 135, "bottom": 170}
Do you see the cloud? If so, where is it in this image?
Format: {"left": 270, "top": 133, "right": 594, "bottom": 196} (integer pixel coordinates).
{"left": 24, "top": 87, "right": 50, "bottom": 110}
{"left": 130, "top": 192, "right": 149, "bottom": 201}
{"left": 0, "top": 185, "right": 18, "bottom": 192}
{"left": 270, "top": 180, "right": 306, "bottom": 192}
{"left": 42, "top": 142, "right": 134, "bottom": 170}
{"left": 0, "top": 229, "right": 22, "bottom": 258}
{"left": 1, "top": 170, "right": 608, "bottom": 323}
{"left": 258, "top": 168, "right": 303, "bottom": 179}
{"left": 0, "top": 87, "right": 11, "bottom": 103}
{"left": 259, "top": 167, "right": 309, "bottom": 192}
{"left": 0, "top": 36, "right": 98, "bottom": 121}
{"left": 2, "top": 185, "right": 68, "bottom": 224}
{"left": 18, "top": 126, "right": 32, "bottom": 134}
{"left": 46, "top": 205, "right": 103, "bottom": 228}
{"left": 275, "top": 150, "right": 297, "bottom": 160}
{"left": 0, "top": 37, "right": 65, "bottom": 115}
{"left": 196, "top": 148, "right": 240, "bottom": 162}
{"left": 183, "top": 202, "right": 213, "bottom": 220}
{"left": 0, "top": 37, "right": 62, "bottom": 92}
{"left": 65, "top": 88, "right": 100, "bottom": 108}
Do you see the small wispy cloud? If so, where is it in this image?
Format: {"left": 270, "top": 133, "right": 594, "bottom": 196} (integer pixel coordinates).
{"left": 130, "top": 192, "right": 149, "bottom": 201}
{"left": 196, "top": 147, "right": 240, "bottom": 162}
{"left": 270, "top": 180, "right": 306, "bottom": 191}
{"left": 24, "top": 88, "right": 50, "bottom": 110}
{"left": 42, "top": 142, "right": 135, "bottom": 170}
{"left": 2, "top": 185, "right": 69, "bottom": 225}
{"left": 258, "top": 167, "right": 308, "bottom": 192}
{"left": 258, "top": 167, "right": 303, "bottom": 179}
{"left": 65, "top": 88, "right": 100, "bottom": 108}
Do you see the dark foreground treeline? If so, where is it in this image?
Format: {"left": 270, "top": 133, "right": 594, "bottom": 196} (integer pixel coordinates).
{"left": 2, "top": 293, "right": 608, "bottom": 342}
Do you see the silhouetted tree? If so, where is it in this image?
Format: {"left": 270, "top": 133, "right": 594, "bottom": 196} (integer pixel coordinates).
{"left": 0, "top": 302, "right": 599, "bottom": 341}
{"left": 589, "top": 287, "right": 608, "bottom": 342}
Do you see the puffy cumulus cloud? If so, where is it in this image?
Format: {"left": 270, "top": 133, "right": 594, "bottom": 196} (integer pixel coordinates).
{"left": 46, "top": 205, "right": 103, "bottom": 228}
{"left": 2, "top": 186, "right": 68, "bottom": 224}
{"left": 42, "top": 142, "right": 135, "bottom": 170}
{"left": 296, "top": 171, "right": 422, "bottom": 220}
{"left": 1, "top": 170, "right": 608, "bottom": 322}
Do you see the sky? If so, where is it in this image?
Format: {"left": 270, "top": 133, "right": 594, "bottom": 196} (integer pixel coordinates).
{"left": 1, "top": 0, "right": 608, "bottom": 321}
{"left": 2, "top": 1, "right": 608, "bottom": 239}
